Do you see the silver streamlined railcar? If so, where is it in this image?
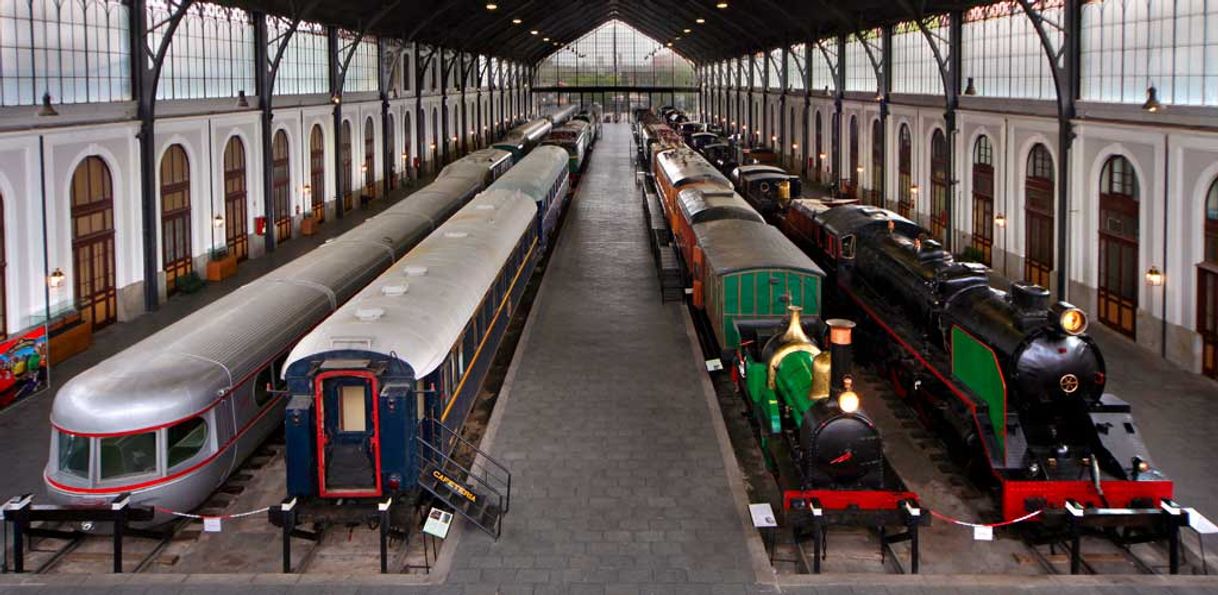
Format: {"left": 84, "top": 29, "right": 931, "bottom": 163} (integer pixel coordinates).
{"left": 43, "top": 147, "right": 514, "bottom": 522}
{"left": 493, "top": 118, "right": 553, "bottom": 162}
{"left": 541, "top": 104, "right": 578, "bottom": 127}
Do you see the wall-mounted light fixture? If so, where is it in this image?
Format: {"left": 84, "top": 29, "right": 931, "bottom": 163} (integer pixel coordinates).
{"left": 49, "top": 268, "right": 65, "bottom": 289}
{"left": 1145, "top": 265, "right": 1164, "bottom": 286}
{"left": 212, "top": 214, "right": 225, "bottom": 229}
{"left": 910, "top": 184, "right": 920, "bottom": 195}
{"left": 994, "top": 213, "right": 1007, "bottom": 227}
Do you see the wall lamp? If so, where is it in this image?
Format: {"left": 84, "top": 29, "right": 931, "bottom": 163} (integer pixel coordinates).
{"left": 1145, "top": 266, "right": 1164, "bottom": 286}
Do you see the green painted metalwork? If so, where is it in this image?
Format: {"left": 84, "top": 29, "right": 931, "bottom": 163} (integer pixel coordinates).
{"left": 745, "top": 360, "right": 781, "bottom": 435}
{"left": 950, "top": 326, "right": 1006, "bottom": 450}
{"left": 715, "top": 270, "right": 821, "bottom": 350}
{"left": 775, "top": 351, "right": 817, "bottom": 426}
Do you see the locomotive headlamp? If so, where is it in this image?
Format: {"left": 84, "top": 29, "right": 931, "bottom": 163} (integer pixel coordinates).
{"left": 1052, "top": 303, "right": 1088, "bottom": 336}
{"left": 838, "top": 390, "right": 860, "bottom": 414}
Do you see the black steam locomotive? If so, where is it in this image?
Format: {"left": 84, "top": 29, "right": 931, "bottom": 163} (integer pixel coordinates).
{"left": 784, "top": 202, "right": 1173, "bottom": 521}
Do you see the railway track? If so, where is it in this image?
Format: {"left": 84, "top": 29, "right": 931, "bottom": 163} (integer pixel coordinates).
{"left": 12, "top": 442, "right": 281, "bottom": 574}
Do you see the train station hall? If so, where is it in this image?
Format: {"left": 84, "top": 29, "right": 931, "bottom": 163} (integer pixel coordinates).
{"left": 2, "top": 0, "right": 1218, "bottom": 593}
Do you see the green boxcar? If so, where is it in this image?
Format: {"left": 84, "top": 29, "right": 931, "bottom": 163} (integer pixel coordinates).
{"left": 695, "top": 219, "right": 825, "bottom": 352}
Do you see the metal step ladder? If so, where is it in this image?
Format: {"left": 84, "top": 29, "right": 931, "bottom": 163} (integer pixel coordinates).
{"left": 415, "top": 417, "right": 511, "bottom": 539}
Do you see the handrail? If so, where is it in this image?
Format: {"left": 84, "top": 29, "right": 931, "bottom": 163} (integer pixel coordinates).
{"left": 416, "top": 437, "right": 505, "bottom": 503}
{"left": 420, "top": 417, "right": 512, "bottom": 495}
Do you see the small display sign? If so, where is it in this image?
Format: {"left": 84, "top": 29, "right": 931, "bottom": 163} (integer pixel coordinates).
{"left": 203, "top": 517, "right": 222, "bottom": 532}
{"left": 423, "top": 507, "right": 454, "bottom": 539}
{"left": 973, "top": 525, "right": 993, "bottom": 541}
{"left": 749, "top": 503, "right": 777, "bottom": 528}
{"left": 705, "top": 359, "right": 723, "bottom": 372}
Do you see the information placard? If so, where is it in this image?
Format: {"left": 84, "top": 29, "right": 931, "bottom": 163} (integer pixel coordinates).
{"left": 423, "top": 507, "right": 454, "bottom": 539}
{"left": 749, "top": 503, "right": 777, "bottom": 528}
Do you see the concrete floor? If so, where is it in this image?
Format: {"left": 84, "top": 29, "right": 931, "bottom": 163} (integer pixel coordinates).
{"left": 3, "top": 126, "right": 1218, "bottom": 594}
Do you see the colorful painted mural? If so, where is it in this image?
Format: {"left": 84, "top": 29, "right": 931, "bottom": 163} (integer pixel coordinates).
{"left": 0, "top": 326, "right": 48, "bottom": 409}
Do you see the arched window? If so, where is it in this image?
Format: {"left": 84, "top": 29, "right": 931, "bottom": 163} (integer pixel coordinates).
{"left": 1098, "top": 155, "right": 1140, "bottom": 338}
{"left": 340, "top": 120, "right": 353, "bottom": 210}
{"left": 930, "top": 129, "right": 949, "bottom": 242}
{"left": 387, "top": 114, "right": 396, "bottom": 190}
{"left": 1200, "top": 179, "right": 1218, "bottom": 378}
{"left": 870, "top": 119, "right": 884, "bottom": 207}
{"left": 309, "top": 125, "right": 325, "bottom": 221}
{"left": 363, "top": 116, "right": 375, "bottom": 198}
{"left": 971, "top": 136, "right": 995, "bottom": 266}
{"left": 898, "top": 124, "right": 912, "bottom": 217}
{"left": 814, "top": 112, "right": 823, "bottom": 184}
{"left": 71, "top": 157, "right": 117, "bottom": 329}
{"left": 160, "top": 145, "right": 192, "bottom": 295}
{"left": 272, "top": 130, "right": 291, "bottom": 242}
{"left": 848, "top": 115, "right": 859, "bottom": 198}
{"left": 1025, "top": 144, "right": 1055, "bottom": 289}
{"left": 222, "top": 137, "right": 248, "bottom": 261}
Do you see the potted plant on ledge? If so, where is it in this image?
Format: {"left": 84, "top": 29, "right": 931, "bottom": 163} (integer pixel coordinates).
{"left": 301, "top": 210, "right": 319, "bottom": 236}
{"left": 206, "top": 247, "right": 238, "bottom": 282}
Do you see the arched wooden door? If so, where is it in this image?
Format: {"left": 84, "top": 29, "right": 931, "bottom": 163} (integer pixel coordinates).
{"left": 814, "top": 112, "right": 823, "bottom": 184}
{"left": 341, "top": 121, "right": 353, "bottom": 210}
{"left": 929, "top": 129, "right": 949, "bottom": 243}
{"left": 222, "top": 137, "right": 248, "bottom": 261}
{"left": 363, "top": 116, "right": 375, "bottom": 198}
{"left": 403, "top": 113, "right": 413, "bottom": 179}
{"left": 272, "top": 130, "right": 292, "bottom": 243}
{"left": 160, "top": 145, "right": 192, "bottom": 296}
{"left": 870, "top": 119, "right": 884, "bottom": 207}
{"left": 431, "top": 108, "right": 439, "bottom": 170}
{"left": 1199, "top": 179, "right": 1218, "bottom": 378}
{"left": 1098, "top": 155, "right": 1139, "bottom": 338}
{"left": 972, "top": 135, "right": 994, "bottom": 266}
{"left": 309, "top": 125, "right": 325, "bottom": 222}
{"left": 71, "top": 157, "right": 117, "bottom": 329}
{"left": 387, "top": 115, "right": 396, "bottom": 190}
{"left": 1025, "top": 144, "right": 1055, "bottom": 289}
{"left": 848, "top": 116, "right": 859, "bottom": 198}
{"left": 898, "top": 124, "right": 912, "bottom": 218}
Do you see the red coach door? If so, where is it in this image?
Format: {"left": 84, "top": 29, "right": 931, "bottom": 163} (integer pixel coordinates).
{"left": 316, "top": 371, "right": 382, "bottom": 497}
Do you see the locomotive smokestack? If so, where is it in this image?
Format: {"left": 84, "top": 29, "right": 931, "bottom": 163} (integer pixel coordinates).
{"left": 826, "top": 319, "right": 856, "bottom": 398}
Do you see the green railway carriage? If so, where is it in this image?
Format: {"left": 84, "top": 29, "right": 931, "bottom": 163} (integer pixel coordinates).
{"left": 693, "top": 219, "right": 825, "bottom": 353}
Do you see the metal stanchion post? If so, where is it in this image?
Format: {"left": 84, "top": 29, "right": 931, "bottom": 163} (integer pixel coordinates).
{"left": 379, "top": 498, "right": 392, "bottom": 574}
{"left": 281, "top": 497, "right": 297, "bottom": 574}
{"left": 111, "top": 493, "right": 130, "bottom": 573}
{"left": 1066, "top": 500, "right": 1083, "bottom": 575}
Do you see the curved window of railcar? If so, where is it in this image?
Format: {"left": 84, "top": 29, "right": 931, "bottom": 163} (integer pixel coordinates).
{"left": 167, "top": 417, "right": 208, "bottom": 469}
{"left": 99, "top": 432, "right": 157, "bottom": 480}
{"left": 57, "top": 432, "right": 91, "bottom": 479}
